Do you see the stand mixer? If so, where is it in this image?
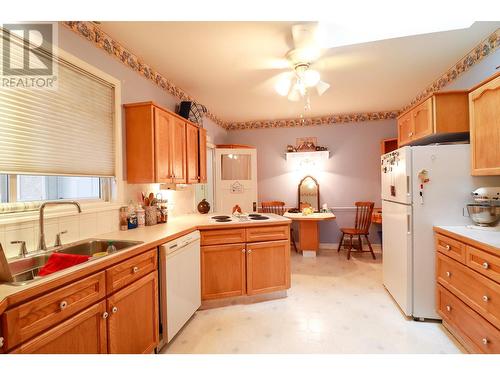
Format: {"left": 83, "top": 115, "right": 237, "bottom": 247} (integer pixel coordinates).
{"left": 466, "top": 187, "right": 500, "bottom": 230}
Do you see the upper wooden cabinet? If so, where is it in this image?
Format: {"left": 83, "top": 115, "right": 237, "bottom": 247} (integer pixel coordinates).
{"left": 397, "top": 91, "right": 469, "bottom": 146}
{"left": 186, "top": 122, "right": 199, "bottom": 184}
{"left": 124, "top": 101, "right": 206, "bottom": 184}
{"left": 198, "top": 127, "right": 208, "bottom": 183}
{"left": 469, "top": 73, "right": 500, "bottom": 176}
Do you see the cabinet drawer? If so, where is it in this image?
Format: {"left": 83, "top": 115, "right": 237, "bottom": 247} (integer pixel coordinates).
{"left": 106, "top": 249, "right": 157, "bottom": 294}
{"left": 437, "top": 254, "right": 500, "bottom": 328}
{"left": 437, "top": 285, "right": 500, "bottom": 353}
{"left": 2, "top": 271, "right": 105, "bottom": 350}
{"left": 466, "top": 246, "right": 500, "bottom": 283}
{"left": 435, "top": 234, "right": 465, "bottom": 263}
{"left": 200, "top": 228, "right": 246, "bottom": 246}
{"left": 245, "top": 225, "right": 289, "bottom": 243}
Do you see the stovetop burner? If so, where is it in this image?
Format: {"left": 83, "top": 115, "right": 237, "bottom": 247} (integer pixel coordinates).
{"left": 215, "top": 218, "right": 232, "bottom": 222}
{"left": 248, "top": 213, "right": 262, "bottom": 217}
{"left": 250, "top": 216, "right": 269, "bottom": 220}
{"left": 212, "top": 215, "right": 230, "bottom": 220}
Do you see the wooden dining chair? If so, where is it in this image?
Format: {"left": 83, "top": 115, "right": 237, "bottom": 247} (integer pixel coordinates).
{"left": 337, "top": 201, "right": 375, "bottom": 260}
{"left": 260, "top": 201, "right": 298, "bottom": 252}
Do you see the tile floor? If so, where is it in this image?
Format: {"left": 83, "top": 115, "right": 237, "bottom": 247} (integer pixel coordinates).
{"left": 163, "top": 248, "right": 464, "bottom": 354}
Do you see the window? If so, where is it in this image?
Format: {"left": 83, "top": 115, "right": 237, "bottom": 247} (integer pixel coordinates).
{"left": 16, "top": 175, "right": 101, "bottom": 202}
{"left": 0, "top": 173, "right": 109, "bottom": 210}
{"left": 0, "top": 28, "right": 119, "bottom": 213}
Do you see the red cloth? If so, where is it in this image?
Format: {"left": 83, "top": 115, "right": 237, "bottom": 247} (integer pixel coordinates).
{"left": 38, "top": 252, "right": 90, "bottom": 276}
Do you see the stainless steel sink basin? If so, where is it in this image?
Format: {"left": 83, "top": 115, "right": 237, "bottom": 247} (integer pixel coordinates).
{"left": 6, "top": 239, "right": 143, "bottom": 285}
{"left": 56, "top": 239, "right": 143, "bottom": 257}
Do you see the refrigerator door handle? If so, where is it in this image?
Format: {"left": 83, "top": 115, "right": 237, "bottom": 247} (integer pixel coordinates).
{"left": 407, "top": 214, "right": 411, "bottom": 234}
{"left": 406, "top": 175, "right": 410, "bottom": 196}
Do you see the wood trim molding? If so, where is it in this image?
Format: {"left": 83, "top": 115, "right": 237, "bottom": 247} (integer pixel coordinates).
{"left": 63, "top": 22, "right": 499, "bottom": 131}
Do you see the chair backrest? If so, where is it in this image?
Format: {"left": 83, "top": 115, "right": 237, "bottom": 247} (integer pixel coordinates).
{"left": 354, "top": 201, "right": 375, "bottom": 233}
{"left": 261, "top": 201, "right": 286, "bottom": 215}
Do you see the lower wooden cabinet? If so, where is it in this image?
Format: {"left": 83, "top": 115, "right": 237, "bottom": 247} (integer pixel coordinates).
{"left": 246, "top": 240, "right": 290, "bottom": 295}
{"left": 3, "top": 250, "right": 159, "bottom": 354}
{"left": 107, "top": 271, "right": 159, "bottom": 354}
{"left": 201, "top": 235, "right": 291, "bottom": 301}
{"left": 12, "top": 301, "right": 108, "bottom": 354}
{"left": 201, "top": 243, "right": 246, "bottom": 300}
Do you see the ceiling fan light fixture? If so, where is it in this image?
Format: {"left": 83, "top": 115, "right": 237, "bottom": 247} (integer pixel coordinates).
{"left": 274, "top": 77, "right": 292, "bottom": 96}
{"left": 316, "top": 80, "right": 330, "bottom": 96}
{"left": 302, "top": 69, "right": 321, "bottom": 87}
{"left": 287, "top": 83, "right": 302, "bottom": 102}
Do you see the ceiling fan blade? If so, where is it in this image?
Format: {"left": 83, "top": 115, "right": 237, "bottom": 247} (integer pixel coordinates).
{"left": 316, "top": 81, "right": 330, "bottom": 96}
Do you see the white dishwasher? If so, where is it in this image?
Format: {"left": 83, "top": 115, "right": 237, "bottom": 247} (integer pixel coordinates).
{"left": 158, "top": 230, "right": 201, "bottom": 351}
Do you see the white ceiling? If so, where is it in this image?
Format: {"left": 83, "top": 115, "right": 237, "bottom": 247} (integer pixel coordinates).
{"left": 99, "top": 21, "right": 500, "bottom": 122}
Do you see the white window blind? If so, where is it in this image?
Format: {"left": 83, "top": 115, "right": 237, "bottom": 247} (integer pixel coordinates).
{"left": 0, "top": 30, "right": 115, "bottom": 177}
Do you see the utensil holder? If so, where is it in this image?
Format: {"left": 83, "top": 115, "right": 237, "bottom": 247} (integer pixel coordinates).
{"left": 144, "top": 206, "right": 157, "bottom": 226}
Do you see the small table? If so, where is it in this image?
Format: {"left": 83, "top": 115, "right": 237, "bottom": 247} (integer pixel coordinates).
{"left": 283, "top": 212, "right": 336, "bottom": 257}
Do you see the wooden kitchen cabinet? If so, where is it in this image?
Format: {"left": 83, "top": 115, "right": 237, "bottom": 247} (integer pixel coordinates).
{"left": 125, "top": 101, "right": 207, "bottom": 184}
{"left": 201, "top": 243, "right": 246, "bottom": 300}
{"left": 107, "top": 271, "right": 159, "bottom": 354}
{"left": 469, "top": 73, "right": 500, "bottom": 175}
{"left": 434, "top": 228, "right": 500, "bottom": 353}
{"left": 397, "top": 91, "right": 469, "bottom": 146}
{"left": 198, "top": 127, "right": 208, "bottom": 183}
{"left": 397, "top": 111, "right": 413, "bottom": 146}
{"left": 11, "top": 302, "right": 108, "bottom": 354}
{"left": 412, "top": 97, "right": 433, "bottom": 139}
{"left": 186, "top": 122, "right": 200, "bottom": 184}
{"left": 246, "top": 240, "right": 290, "bottom": 296}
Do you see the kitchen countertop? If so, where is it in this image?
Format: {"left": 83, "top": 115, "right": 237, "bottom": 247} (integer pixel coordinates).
{"left": 0, "top": 213, "right": 291, "bottom": 314}
{"left": 434, "top": 225, "right": 500, "bottom": 252}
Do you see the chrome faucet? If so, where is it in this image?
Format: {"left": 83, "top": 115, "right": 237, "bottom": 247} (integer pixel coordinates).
{"left": 37, "top": 201, "right": 82, "bottom": 251}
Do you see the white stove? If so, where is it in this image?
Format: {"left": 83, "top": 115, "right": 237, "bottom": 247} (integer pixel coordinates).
{"left": 209, "top": 213, "right": 278, "bottom": 224}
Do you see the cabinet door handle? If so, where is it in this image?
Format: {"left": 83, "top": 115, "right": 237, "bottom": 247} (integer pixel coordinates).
{"left": 482, "top": 262, "right": 489, "bottom": 269}
{"left": 482, "top": 338, "right": 489, "bottom": 345}
{"left": 482, "top": 295, "right": 489, "bottom": 302}
{"left": 132, "top": 266, "right": 139, "bottom": 273}
{"left": 102, "top": 312, "right": 109, "bottom": 319}
{"left": 59, "top": 300, "right": 68, "bottom": 310}
{"left": 0, "top": 336, "right": 4, "bottom": 348}
{"left": 247, "top": 249, "right": 252, "bottom": 254}
{"left": 445, "top": 271, "right": 451, "bottom": 278}
{"left": 408, "top": 132, "right": 413, "bottom": 137}
{"left": 112, "top": 306, "right": 118, "bottom": 314}
{"left": 444, "top": 244, "right": 451, "bottom": 251}
{"left": 446, "top": 305, "right": 452, "bottom": 312}
{"left": 241, "top": 249, "right": 246, "bottom": 253}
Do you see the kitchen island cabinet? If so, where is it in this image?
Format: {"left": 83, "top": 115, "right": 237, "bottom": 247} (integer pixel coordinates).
{"left": 200, "top": 225, "right": 291, "bottom": 301}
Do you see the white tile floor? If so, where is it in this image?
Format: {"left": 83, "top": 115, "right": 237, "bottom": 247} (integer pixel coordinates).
{"left": 163, "top": 248, "right": 465, "bottom": 354}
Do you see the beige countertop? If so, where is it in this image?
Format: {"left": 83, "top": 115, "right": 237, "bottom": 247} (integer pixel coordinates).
{"left": 434, "top": 225, "right": 500, "bottom": 251}
{"left": 0, "top": 213, "right": 290, "bottom": 313}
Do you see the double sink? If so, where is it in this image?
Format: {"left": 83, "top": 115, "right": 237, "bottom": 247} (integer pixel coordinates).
{"left": 6, "top": 239, "right": 143, "bottom": 285}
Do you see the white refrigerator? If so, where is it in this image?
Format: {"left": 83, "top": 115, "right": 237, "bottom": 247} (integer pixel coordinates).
{"left": 381, "top": 144, "right": 500, "bottom": 320}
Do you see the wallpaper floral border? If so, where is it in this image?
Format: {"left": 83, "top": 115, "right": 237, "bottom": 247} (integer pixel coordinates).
{"left": 64, "top": 22, "right": 499, "bottom": 131}
{"left": 223, "top": 111, "right": 400, "bottom": 131}
{"left": 401, "top": 27, "right": 500, "bottom": 112}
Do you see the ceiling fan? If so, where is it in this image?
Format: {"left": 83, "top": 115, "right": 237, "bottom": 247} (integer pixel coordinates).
{"left": 273, "top": 24, "right": 331, "bottom": 104}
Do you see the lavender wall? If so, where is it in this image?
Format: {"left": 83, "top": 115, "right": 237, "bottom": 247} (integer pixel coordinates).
{"left": 227, "top": 120, "right": 397, "bottom": 244}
